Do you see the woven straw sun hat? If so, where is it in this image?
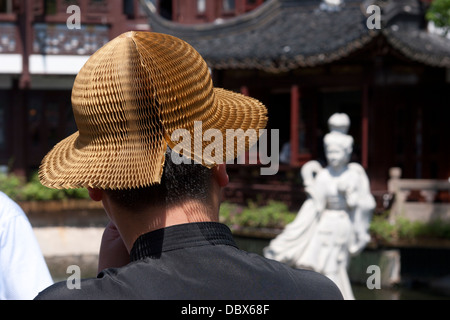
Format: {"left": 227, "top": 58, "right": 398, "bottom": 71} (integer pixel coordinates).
{"left": 39, "top": 31, "right": 268, "bottom": 190}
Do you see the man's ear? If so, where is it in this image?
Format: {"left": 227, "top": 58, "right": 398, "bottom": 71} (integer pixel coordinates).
{"left": 213, "top": 163, "right": 229, "bottom": 188}
{"left": 88, "top": 188, "right": 103, "bottom": 202}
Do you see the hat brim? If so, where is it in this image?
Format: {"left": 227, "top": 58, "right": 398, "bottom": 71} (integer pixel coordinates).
{"left": 39, "top": 87, "right": 267, "bottom": 190}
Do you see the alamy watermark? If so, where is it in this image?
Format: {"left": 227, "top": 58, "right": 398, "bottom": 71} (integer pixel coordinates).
{"left": 366, "top": 265, "right": 381, "bottom": 290}
{"left": 65, "top": 263, "right": 382, "bottom": 290}
{"left": 66, "top": 5, "right": 81, "bottom": 30}
{"left": 66, "top": 265, "right": 81, "bottom": 290}
{"left": 366, "top": 5, "right": 381, "bottom": 30}
{"left": 170, "top": 121, "right": 280, "bottom": 176}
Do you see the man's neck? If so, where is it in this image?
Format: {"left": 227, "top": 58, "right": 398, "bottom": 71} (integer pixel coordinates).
{"left": 109, "top": 200, "right": 219, "bottom": 252}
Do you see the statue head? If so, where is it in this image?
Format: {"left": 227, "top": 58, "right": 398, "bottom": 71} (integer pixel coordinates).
{"left": 328, "top": 113, "right": 350, "bottom": 134}
{"left": 324, "top": 131, "right": 353, "bottom": 170}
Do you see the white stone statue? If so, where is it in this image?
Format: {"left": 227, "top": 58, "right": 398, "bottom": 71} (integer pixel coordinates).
{"left": 263, "top": 113, "right": 375, "bottom": 300}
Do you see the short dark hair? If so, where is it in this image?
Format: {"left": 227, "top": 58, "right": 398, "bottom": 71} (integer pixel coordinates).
{"left": 104, "top": 148, "right": 213, "bottom": 211}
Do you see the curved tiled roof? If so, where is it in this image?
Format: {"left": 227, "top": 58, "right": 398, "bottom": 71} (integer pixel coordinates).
{"left": 141, "top": 0, "right": 450, "bottom": 72}
{"left": 383, "top": 25, "right": 450, "bottom": 68}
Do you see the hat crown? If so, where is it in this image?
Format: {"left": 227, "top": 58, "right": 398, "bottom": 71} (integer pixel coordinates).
{"left": 71, "top": 31, "right": 215, "bottom": 148}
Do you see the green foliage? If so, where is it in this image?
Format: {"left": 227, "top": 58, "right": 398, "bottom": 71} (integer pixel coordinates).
{"left": 426, "top": 0, "right": 450, "bottom": 35}
{"left": 0, "top": 173, "right": 22, "bottom": 200}
{"left": 220, "top": 200, "right": 296, "bottom": 229}
{"left": 221, "top": 202, "right": 450, "bottom": 242}
{"left": 425, "top": 219, "right": 450, "bottom": 238}
{"left": 0, "top": 171, "right": 89, "bottom": 201}
{"left": 21, "top": 171, "right": 65, "bottom": 201}
{"left": 63, "top": 187, "right": 90, "bottom": 199}
{"left": 396, "top": 216, "right": 424, "bottom": 239}
{"left": 219, "top": 201, "right": 242, "bottom": 226}
{"left": 369, "top": 212, "right": 397, "bottom": 242}
{"left": 370, "top": 211, "right": 450, "bottom": 242}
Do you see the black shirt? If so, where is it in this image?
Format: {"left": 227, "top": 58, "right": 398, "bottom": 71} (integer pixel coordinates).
{"left": 35, "top": 222, "right": 343, "bottom": 300}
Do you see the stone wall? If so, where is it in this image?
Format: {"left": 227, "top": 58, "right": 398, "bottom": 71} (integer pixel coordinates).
{"left": 19, "top": 200, "right": 108, "bottom": 282}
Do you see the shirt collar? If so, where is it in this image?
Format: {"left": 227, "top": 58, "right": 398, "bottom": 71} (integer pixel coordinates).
{"left": 130, "top": 222, "right": 238, "bottom": 261}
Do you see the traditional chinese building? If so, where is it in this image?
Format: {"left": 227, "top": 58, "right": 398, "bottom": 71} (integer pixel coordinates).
{"left": 0, "top": 0, "right": 448, "bottom": 210}
{"left": 141, "top": 0, "right": 450, "bottom": 208}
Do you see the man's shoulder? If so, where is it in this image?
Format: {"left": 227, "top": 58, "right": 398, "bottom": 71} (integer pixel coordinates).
{"left": 0, "top": 192, "right": 31, "bottom": 232}
{"left": 34, "top": 279, "right": 95, "bottom": 300}
{"left": 0, "top": 192, "right": 25, "bottom": 218}
{"left": 289, "top": 267, "right": 344, "bottom": 299}
{"left": 34, "top": 275, "right": 112, "bottom": 300}
{"left": 35, "top": 250, "right": 344, "bottom": 300}
{"left": 251, "top": 253, "right": 344, "bottom": 300}
{"left": 34, "top": 267, "right": 139, "bottom": 300}
{"left": 34, "top": 281, "right": 73, "bottom": 300}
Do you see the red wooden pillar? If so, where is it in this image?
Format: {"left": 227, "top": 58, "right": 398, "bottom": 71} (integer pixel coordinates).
{"left": 13, "top": 0, "right": 33, "bottom": 177}
{"left": 362, "top": 85, "right": 369, "bottom": 169}
{"left": 290, "top": 85, "right": 300, "bottom": 166}
{"left": 240, "top": 85, "right": 249, "bottom": 96}
{"left": 172, "top": 0, "right": 179, "bottom": 22}
{"left": 240, "top": 85, "right": 252, "bottom": 164}
{"left": 19, "top": 0, "right": 32, "bottom": 90}
{"left": 109, "top": 0, "right": 128, "bottom": 38}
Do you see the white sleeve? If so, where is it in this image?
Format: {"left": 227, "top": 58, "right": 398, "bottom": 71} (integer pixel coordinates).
{"left": 0, "top": 208, "right": 54, "bottom": 300}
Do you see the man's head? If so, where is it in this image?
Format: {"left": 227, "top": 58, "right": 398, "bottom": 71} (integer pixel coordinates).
{"left": 39, "top": 31, "right": 267, "bottom": 191}
{"left": 102, "top": 147, "right": 216, "bottom": 212}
